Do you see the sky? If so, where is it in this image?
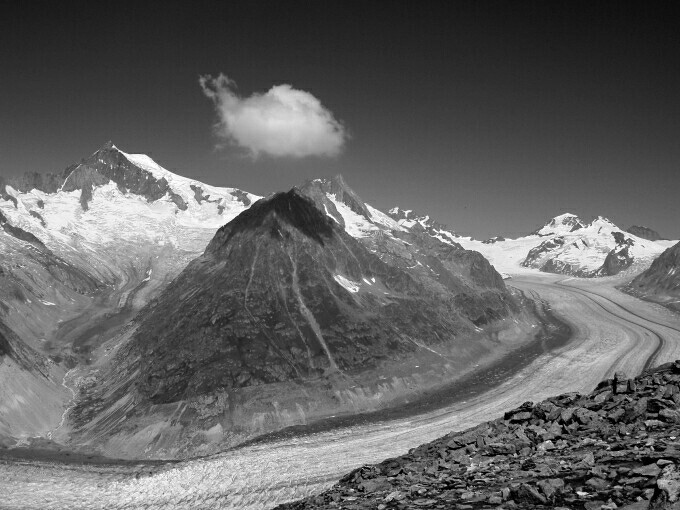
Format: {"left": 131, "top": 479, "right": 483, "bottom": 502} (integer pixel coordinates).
{"left": 1, "top": 1, "right": 678, "bottom": 239}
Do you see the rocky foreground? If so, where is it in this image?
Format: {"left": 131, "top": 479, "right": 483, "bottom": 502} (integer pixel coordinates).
{"left": 278, "top": 362, "right": 680, "bottom": 510}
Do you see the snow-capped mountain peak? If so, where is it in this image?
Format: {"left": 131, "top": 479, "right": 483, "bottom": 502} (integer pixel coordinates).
{"left": 0, "top": 142, "right": 261, "bottom": 298}
{"left": 535, "top": 212, "right": 585, "bottom": 236}
{"left": 386, "top": 205, "right": 457, "bottom": 239}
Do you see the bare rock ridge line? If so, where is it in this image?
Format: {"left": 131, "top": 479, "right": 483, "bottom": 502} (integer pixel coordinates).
{"left": 67, "top": 186, "right": 531, "bottom": 458}
{"left": 278, "top": 360, "right": 680, "bottom": 510}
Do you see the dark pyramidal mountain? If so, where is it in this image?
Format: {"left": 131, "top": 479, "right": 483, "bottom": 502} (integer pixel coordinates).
{"left": 628, "top": 241, "right": 680, "bottom": 313}
{"left": 132, "top": 188, "right": 490, "bottom": 398}
{"left": 67, "top": 178, "right": 543, "bottom": 459}
{"left": 0, "top": 143, "right": 557, "bottom": 460}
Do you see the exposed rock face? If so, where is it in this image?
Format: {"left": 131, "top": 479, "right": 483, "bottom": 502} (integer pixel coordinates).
{"left": 523, "top": 237, "right": 568, "bottom": 270}
{"left": 0, "top": 143, "right": 258, "bottom": 447}
{"left": 1, "top": 171, "right": 64, "bottom": 196}
{"left": 301, "top": 175, "right": 372, "bottom": 219}
{"left": 534, "top": 213, "right": 586, "bottom": 236}
{"left": 0, "top": 141, "right": 256, "bottom": 214}
{"left": 301, "top": 177, "right": 511, "bottom": 319}
{"left": 67, "top": 185, "right": 531, "bottom": 458}
{"left": 594, "top": 232, "right": 636, "bottom": 277}
{"left": 0, "top": 148, "right": 547, "bottom": 461}
{"left": 628, "top": 226, "right": 665, "bottom": 242}
{"left": 0, "top": 210, "right": 100, "bottom": 295}
{"left": 279, "top": 361, "right": 680, "bottom": 510}
{"left": 482, "top": 236, "right": 506, "bottom": 244}
{"left": 136, "top": 189, "right": 461, "bottom": 401}
{"left": 628, "top": 242, "right": 680, "bottom": 312}
{"left": 59, "top": 141, "right": 188, "bottom": 210}
{"left": 0, "top": 210, "right": 46, "bottom": 250}
{"left": 386, "top": 206, "right": 456, "bottom": 238}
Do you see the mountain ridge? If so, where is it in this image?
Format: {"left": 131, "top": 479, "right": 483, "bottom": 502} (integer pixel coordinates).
{"left": 627, "top": 241, "right": 680, "bottom": 313}
{"left": 60, "top": 175, "right": 545, "bottom": 459}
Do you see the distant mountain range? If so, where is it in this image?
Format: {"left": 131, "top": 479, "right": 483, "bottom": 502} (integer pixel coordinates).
{"left": 0, "top": 142, "right": 676, "bottom": 458}
{"left": 453, "top": 213, "right": 670, "bottom": 278}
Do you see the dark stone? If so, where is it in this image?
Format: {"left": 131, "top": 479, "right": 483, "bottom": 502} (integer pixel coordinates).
{"left": 275, "top": 361, "right": 680, "bottom": 510}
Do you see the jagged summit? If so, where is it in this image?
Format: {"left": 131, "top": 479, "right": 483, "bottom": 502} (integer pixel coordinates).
{"left": 300, "top": 174, "right": 371, "bottom": 219}
{"left": 207, "top": 188, "right": 336, "bottom": 252}
{"left": 588, "top": 215, "right": 617, "bottom": 228}
{"left": 1, "top": 142, "right": 258, "bottom": 217}
{"left": 58, "top": 141, "right": 189, "bottom": 210}
{"left": 387, "top": 205, "right": 458, "bottom": 242}
{"left": 534, "top": 212, "right": 585, "bottom": 236}
{"left": 99, "top": 140, "right": 117, "bottom": 150}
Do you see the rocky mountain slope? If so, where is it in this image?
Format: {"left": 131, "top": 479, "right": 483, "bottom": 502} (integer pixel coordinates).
{"left": 65, "top": 183, "right": 546, "bottom": 459}
{"left": 279, "top": 360, "right": 680, "bottom": 510}
{"left": 627, "top": 242, "right": 680, "bottom": 313}
{"left": 5, "top": 143, "right": 670, "bottom": 463}
{"left": 0, "top": 142, "right": 257, "bottom": 444}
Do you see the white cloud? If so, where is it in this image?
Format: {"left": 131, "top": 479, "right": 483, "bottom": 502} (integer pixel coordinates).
{"left": 199, "top": 74, "right": 347, "bottom": 158}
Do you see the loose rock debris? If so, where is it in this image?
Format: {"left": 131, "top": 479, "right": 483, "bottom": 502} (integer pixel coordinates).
{"left": 278, "top": 361, "right": 680, "bottom": 510}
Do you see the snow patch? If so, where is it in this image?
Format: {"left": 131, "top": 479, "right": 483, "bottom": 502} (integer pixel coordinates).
{"left": 366, "top": 204, "right": 405, "bottom": 231}
{"left": 327, "top": 194, "right": 377, "bottom": 238}
{"left": 323, "top": 204, "right": 340, "bottom": 224}
{"left": 334, "top": 274, "right": 360, "bottom": 293}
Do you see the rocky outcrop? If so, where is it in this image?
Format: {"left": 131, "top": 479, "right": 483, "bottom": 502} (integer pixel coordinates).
{"left": 62, "top": 142, "right": 189, "bottom": 210}
{"left": 87, "top": 189, "right": 503, "bottom": 399}
{"left": 0, "top": 210, "right": 101, "bottom": 295}
{"left": 66, "top": 186, "right": 533, "bottom": 458}
{"left": 592, "top": 232, "right": 636, "bottom": 277}
{"left": 386, "top": 206, "right": 455, "bottom": 237}
{"left": 1, "top": 170, "right": 65, "bottom": 196}
{"left": 523, "top": 237, "right": 568, "bottom": 270}
{"left": 482, "top": 236, "right": 506, "bottom": 244}
{"left": 1, "top": 142, "right": 192, "bottom": 211}
{"left": 0, "top": 143, "right": 259, "bottom": 449}
{"left": 534, "top": 213, "right": 586, "bottom": 236}
{"left": 0, "top": 210, "right": 46, "bottom": 250}
{"left": 627, "top": 226, "right": 665, "bottom": 242}
{"left": 279, "top": 361, "right": 680, "bottom": 510}
{"left": 628, "top": 242, "right": 680, "bottom": 313}
{"left": 301, "top": 175, "right": 372, "bottom": 219}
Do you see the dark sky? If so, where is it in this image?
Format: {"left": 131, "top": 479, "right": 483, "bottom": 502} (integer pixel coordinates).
{"left": 1, "top": 1, "right": 678, "bottom": 239}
